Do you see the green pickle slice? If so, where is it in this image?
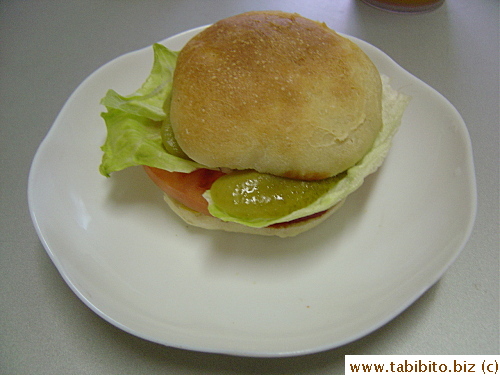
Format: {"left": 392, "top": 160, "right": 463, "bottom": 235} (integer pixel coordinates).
{"left": 209, "top": 170, "right": 343, "bottom": 222}
{"left": 160, "top": 119, "right": 190, "bottom": 160}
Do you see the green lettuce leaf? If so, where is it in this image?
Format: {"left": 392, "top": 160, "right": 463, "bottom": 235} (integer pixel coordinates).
{"left": 204, "top": 76, "right": 410, "bottom": 227}
{"left": 99, "top": 44, "right": 205, "bottom": 176}
{"left": 99, "top": 109, "right": 204, "bottom": 176}
{"left": 100, "top": 44, "right": 178, "bottom": 121}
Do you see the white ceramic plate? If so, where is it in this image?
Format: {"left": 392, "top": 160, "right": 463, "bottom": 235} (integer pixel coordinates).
{"left": 28, "top": 26, "right": 477, "bottom": 357}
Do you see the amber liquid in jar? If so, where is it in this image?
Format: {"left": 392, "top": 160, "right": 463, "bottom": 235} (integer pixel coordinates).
{"left": 361, "top": 0, "right": 444, "bottom": 13}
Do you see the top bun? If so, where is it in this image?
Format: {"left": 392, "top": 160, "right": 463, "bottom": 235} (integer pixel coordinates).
{"left": 170, "top": 11, "right": 382, "bottom": 180}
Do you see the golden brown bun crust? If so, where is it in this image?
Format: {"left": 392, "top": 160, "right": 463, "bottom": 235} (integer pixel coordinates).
{"left": 170, "top": 11, "right": 382, "bottom": 180}
{"left": 164, "top": 194, "right": 345, "bottom": 237}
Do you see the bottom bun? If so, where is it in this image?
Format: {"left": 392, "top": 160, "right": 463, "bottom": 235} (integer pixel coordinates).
{"left": 164, "top": 194, "right": 345, "bottom": 237}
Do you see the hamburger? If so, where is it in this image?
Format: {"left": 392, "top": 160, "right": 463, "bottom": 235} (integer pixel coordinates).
{"left": 99, "top": 11, "right": 409, "bottom": 237}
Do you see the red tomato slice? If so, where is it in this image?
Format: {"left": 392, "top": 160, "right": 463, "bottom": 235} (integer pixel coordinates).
{"left": 143, "top": 166, "right": 225, "bottom": 216}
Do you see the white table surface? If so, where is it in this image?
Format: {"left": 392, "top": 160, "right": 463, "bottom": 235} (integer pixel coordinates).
{"left": 1, "top": 0, "right": 498, "bottom": 373}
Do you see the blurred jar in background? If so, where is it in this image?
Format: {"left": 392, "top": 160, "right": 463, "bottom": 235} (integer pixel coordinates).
{"left": 361, "top": 0, "right": 444, "bottom": 13}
